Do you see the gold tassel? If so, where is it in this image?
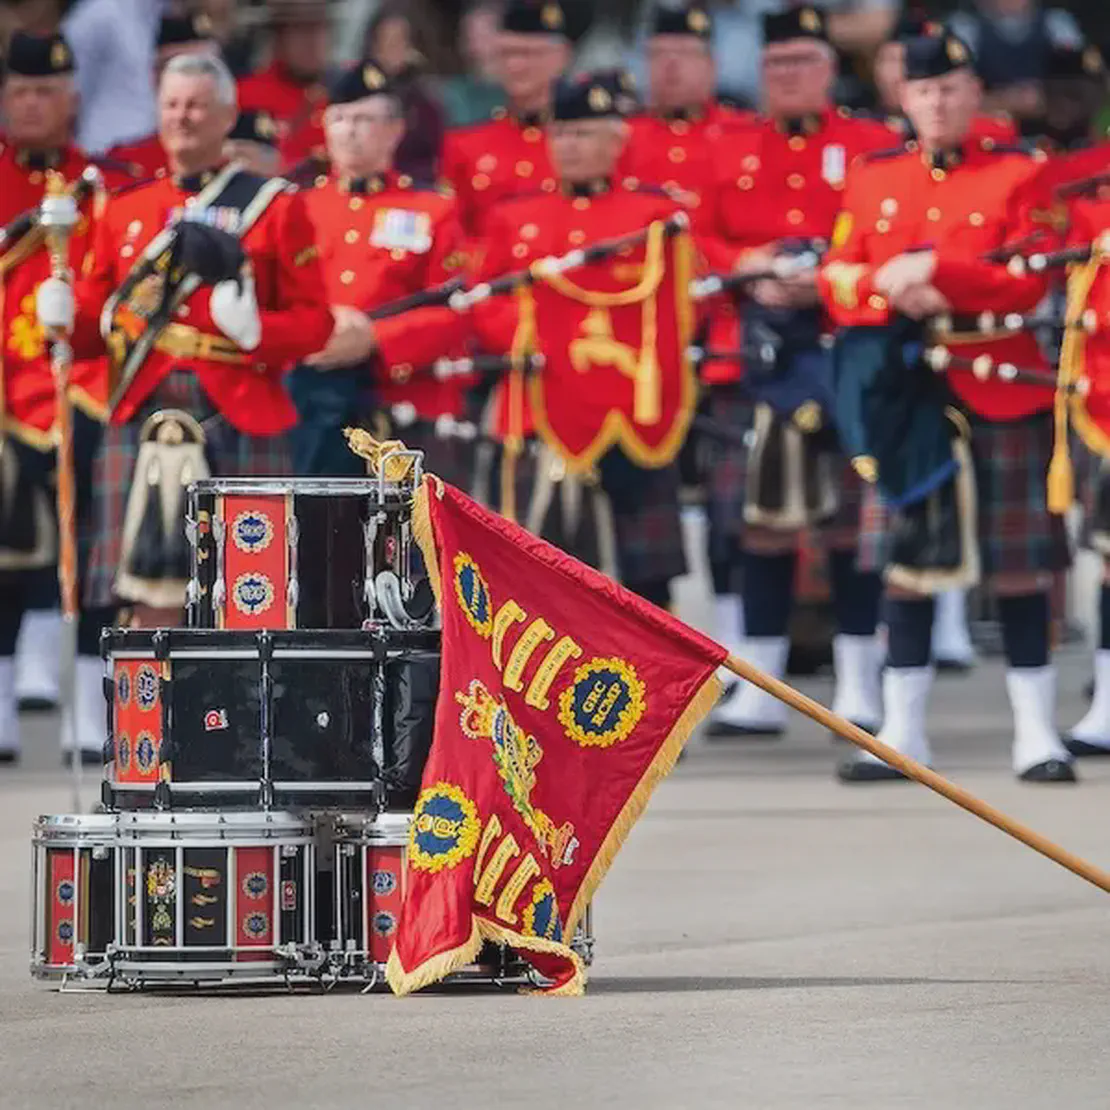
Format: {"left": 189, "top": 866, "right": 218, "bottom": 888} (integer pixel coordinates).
{"left": 1050, "top": 253, "right": 1103, "bottom": 513}
{"left": 500, "top": 281, "right": 537, "bottom": 523}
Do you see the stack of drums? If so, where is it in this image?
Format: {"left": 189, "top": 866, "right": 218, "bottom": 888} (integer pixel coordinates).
{"left": 32, "top": 463, "right": 593, "bottom": 988}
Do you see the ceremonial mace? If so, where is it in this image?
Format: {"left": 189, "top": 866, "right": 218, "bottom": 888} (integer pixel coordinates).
{"left": 41, "top": 173, "right": 84, "bottom": 810}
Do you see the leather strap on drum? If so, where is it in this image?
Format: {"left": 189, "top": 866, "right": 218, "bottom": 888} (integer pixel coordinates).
{"left": 743, "top": 402, "right": 840, "bottom": 531}
{"left": 114, "top": 409, "right": 210, "bottom": 608}
{"left": 103, "top": 165, "right": 290, "bottom": 412}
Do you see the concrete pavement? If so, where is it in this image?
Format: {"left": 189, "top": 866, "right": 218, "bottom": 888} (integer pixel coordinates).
{"left": 1, "top": 650, "right": 1108, "bottom": 1109}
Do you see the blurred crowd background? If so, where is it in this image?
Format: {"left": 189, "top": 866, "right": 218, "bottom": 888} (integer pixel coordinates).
{"left": 1, "top": 0, "right": 1108, "bottom": 164}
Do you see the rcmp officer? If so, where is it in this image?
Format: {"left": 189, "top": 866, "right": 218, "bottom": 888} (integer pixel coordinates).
{"left": 621, "top": 2, "right": 754, "bottom": 686}
{"left": 34, "top": 53, "right": 372, "bottom": 630}
{"left": 295, "top": 60, "right": 471, "bottom": 482}
{"left": 460, "top": 72, "right": 689, "bottom": 608}
{"left": 0, "top": 31, "right": 129, "bottom": 763}
{"left": 870, "top": 15, "right": 1017, "bottom": 148}
{"left": 237, "top": 0, "right": 334, "bottom": 174}
{"left": 700, "top": 9, "right": 893, "bottom": 740}
{"left": 440, "top": 0, "right": 571, "bottom": 238}
{"left": 623, "top": 3, "right": 753, "bottom": 212}
{"left": 108, "top": 13, "right": 220, "bottom": 180}
{"left": 818, "top": 31, "right": 1074, "bottom": 784}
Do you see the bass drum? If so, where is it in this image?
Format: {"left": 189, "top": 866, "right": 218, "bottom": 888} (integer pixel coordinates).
{"left": 31, "top": 811, "right": 317, "bottom": 985}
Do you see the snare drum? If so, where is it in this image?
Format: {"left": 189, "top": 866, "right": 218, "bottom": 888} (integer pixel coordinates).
{"left": 32, "top": 811, "right": 316, "bottom": 983}
{"left": 186, "top": 478, "right": 419, "bottom": 631}
{"left": 331, "top": 813, "right": 596, "bottom": 981}
{"left": 103, "top": 628, "right": 439, "bottom": 809}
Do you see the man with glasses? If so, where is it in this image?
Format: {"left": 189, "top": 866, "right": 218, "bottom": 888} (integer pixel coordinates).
{"left": 440, "top": 0, "right": 571, "bottom": 237}
{"left": 292, "top": 60, "right": 472, "bottom": 481}
{"left": 698, "top": 9, "right": 892, "bottom": 741}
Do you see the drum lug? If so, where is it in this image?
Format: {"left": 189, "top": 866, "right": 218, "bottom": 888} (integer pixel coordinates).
{"left": 153, "top": 780, "right": 171, "bottom": 810}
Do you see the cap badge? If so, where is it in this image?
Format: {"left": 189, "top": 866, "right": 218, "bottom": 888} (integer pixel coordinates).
{"left": 800, "top": 8, "right": 821, "bottom": 33}
{"left": 541, "top": 3, "right": 564, "bottom": 29}
{"left": 946, "top": 38, "right": 968, "bottom": 64}
{"left": 50, "top": 41, "right": 69, "bottom": 70}
{"left": 363, "top": 64, "right": 386, "bottom": 89}
{"left": 588, "top": 85, "right": 612, "bottom": 112}
{"left": 687, "top": 9, "right": 709, "bottom": 33}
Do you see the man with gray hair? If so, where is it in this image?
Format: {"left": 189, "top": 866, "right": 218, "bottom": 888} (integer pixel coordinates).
{"left": 34, "top": 52, "right": 375, "bottom": 631}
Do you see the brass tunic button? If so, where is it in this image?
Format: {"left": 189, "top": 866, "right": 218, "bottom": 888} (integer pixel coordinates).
{"left": 787, "top": 209, "right": 804, "bottom": 225}
{"left": 737, "top": 175, "right": 754, "bottom": 190}
{"left": 668, "top": 146, "right": 686, "bottom": 163}
{"left": 670, "top": 120, "right": 689, "bottom": 135}
{"left": 927, "top": 207, "right": 941, "bottom": 221}
{"left": 344, "top": 229, "right": 359, "bottom": 244}
{"left": 477, "top": 154, "right": 497, "bottom": 172}
{"left": 471, "top": 173, "right": 490, "bottom": 191}
{"left": 788, "top": 136, "right": 806, "bottom": 152}
{"left": 868, "top": 294, "right": 887, "bottom": 310}
{"left": 572, "top": 196, "right": 590, "bottom": 210}
{"left": 569, "top": 229, "right": 586, "bottom": 245}
{"left": 969, "top": 212, "right": 985, "bottom": 227}
{"left": 930, "top": 168, "right": 946, "bottom": 182}
{"left": 340, "top": 270, "right": 355, "bottom": 285}
{"left": 121, "top": 244, "right": 134, "bottom": 258}
{"left": 315, "top": 174, "right": 328, "bottom": 188}
{"left": 349, "top": 197, "right": 364, "bottom": 210}
{"left": 623, "top": 176, "right": 640, "bottom": 190}
{"left": 541, "top": 177, "right": 557, "bottom": 192}
{"left": 515, "top": 160, "right": 534, "bottom": 177}
{"left": 788, "top": 173, "right": 805, "bottom": 190}
{"left": 512, "top": 242, "right": 528, "bottom": 259}
{"left": 390, "top": 248, "right": 405, "bottom": 260}
{"left": 523, "top": 126, "right": 541, "bottom": 142}
{"left": 391, "top": 363, "right": 413, "bottom": 382}
{"left": 876, "top": 219, "right": 890, "bottom": 233}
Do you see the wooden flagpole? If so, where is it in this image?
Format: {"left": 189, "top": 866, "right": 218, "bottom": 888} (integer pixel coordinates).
{"left": 724, "top": 654, "right": 1110, "bottom": 895}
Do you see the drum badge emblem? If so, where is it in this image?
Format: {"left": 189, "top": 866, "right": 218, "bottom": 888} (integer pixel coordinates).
{"left": 57, "top": 880, "right": 75, "bottom": 906}
{"left": 243, "top": 912, "right": 269, "bottom": 939}
{"left": 232, "top": 510, "right": 274, "bottom": 553}
{"left": 135, "top": 731, "right": 157, "bottom": 774}
{"left": 233, "top": 572, "right": 275, "bottom": 616}
{"left": 242, "top": 871, "right": 269, "bottom": 899}
{"left": 522, "top": 878, "right": 563, "bottom": 942}
{"left": 116, "top": 669, "right": 131, "bottom": 707}
{"left": 135, "top": 665, "right": 158, "bottom": 711}
{"left": 372, "top": 911, "right": 397, "bottom": 938}
{"left": 204, "top": 709, "right": 229, "bottom": 732}
{"left": 408, "top": 781, "right": 481, "bottom": 874}
{"left": 452, "top": 552, "right": 493, "bottom": 639}
{"left": 558, "top": 656, "right": 646, "bottom": 749}
{"left": 117, "top": 733, "right": 131, "bottom": 771}
{"left": 372, "top": 869, "right": 397, "bottom": 897}
{"left": 57, "top": 919, "right": 74, "bottom": 944}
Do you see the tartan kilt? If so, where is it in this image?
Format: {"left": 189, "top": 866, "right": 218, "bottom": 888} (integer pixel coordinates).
{"left": 0, "top": 409, "right": 102, "bottom": 590}
{"left": 704, "top": 385, "right": 752, "bottom": 561}
{"left": 84, "top": 371, "right": 291, "bottom": 608}
{"left": 858, "top": 412, "right": 1071, "bottom": 581}
{"left": 473, "top": 438, "right": 686, "bottom": 588}
{"left": 1077, "top": 439, "right": 1109, "bottom": 550}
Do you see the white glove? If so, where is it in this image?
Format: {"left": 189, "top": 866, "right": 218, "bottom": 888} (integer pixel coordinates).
{"left": 35, "top": 277, "right": 75, "bottom": 333}
{"left": 209, "top": 272, "right": 261, "bottom": 352}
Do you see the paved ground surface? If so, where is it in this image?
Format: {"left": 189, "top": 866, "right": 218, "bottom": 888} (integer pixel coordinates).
{"left": 2, "top": 640, "right": 1109, "bottom": 1109}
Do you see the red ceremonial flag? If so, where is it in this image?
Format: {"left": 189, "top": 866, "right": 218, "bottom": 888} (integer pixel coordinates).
{"left": 510, "top": 221, "right": 698, "bottom": 473}
{"left": 385, "top": 477, "right": 725, "bottom": 995}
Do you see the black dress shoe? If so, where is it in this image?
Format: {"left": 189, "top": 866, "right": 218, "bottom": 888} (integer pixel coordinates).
{"left": 0, "top": 750, "right": 19, "bottom": 766}
{"left": 18, "top": 696, "right": 59, "bottom": 713}
{"left": 934, "top": 658, "right": 974, "bottom": 675}
{"left": 1018, "top": 759, "right": 1078, "bottom": 783}
{"left": 836, "top": 757, "right": 909, "bottom": 783}
{"left": 1063, "top": 735, "right": 1110, "bottom": 757}
{"left": 829, "top": 721, "right": 880, "bottom": 745}
{"left": 706, "top": 721, "right": 786, "bottom": 739}
{"left": 62, "top": 750, "right": 104, "bottom": 768}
